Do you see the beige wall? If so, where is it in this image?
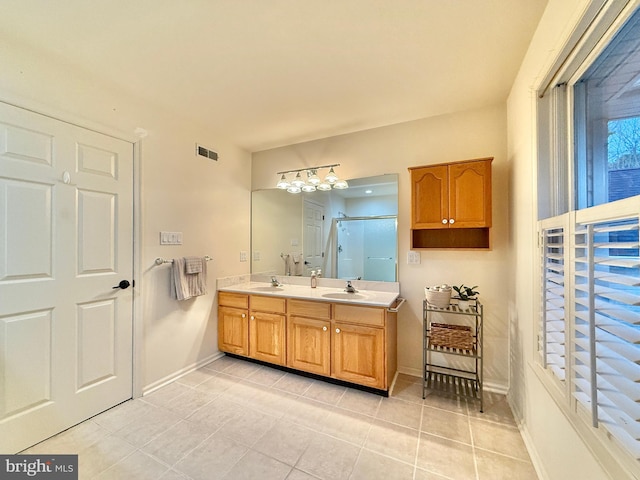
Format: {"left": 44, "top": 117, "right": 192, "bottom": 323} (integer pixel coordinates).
{"left": 0, "top": 39, "right": 252, "bottom": 392}
{"left": 253, "top": 104, "right": 511, "bottom": 390}
{"left": 508, "top": 0, "right": 610, "bottom": 478}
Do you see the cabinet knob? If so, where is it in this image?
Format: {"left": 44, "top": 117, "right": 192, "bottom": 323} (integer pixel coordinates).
{"left": 322, "top": 326, "right": 328, "bottom": 331}
{"left": 449, "top": 218, "right": 455, "bottom": 224}
{"left": 250, "top": 315, "right": 255, "bottom": 321}
{"left": 241, "top": 314, "right": 246, "bottom": 318}
{"left": 442, "top": 219, "right": 448, "bottom": 224}
{"left": 335, "top": 328, "right": 341, "bottom": 334}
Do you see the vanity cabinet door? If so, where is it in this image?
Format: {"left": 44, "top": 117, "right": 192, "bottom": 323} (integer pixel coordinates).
{"left": 288, "top": 316, "right": 331, "bottom": 376}
{"left": 218, "top": 306, "right": 249, "bottom": 356}
{"left": 249, "top": 311, "right": 286, "bottom": 365}
{"left": 332, "top": 322, "right": 385, "bottom": 389}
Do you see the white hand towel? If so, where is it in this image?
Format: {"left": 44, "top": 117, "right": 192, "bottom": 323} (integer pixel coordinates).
{"left": 185, "top": 256, "right": 204, "bottom": 274}
{"left": 171, "top": 257, "right": 207, "bottom": 300}
{"left": 282, "top": 254, "right": 291, "bottom": 275}
{"left": 292, "top": 253, "right": 304, "bottom": 276}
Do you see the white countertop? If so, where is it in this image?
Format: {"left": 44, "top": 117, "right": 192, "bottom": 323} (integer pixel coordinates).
{"left": 218, "top": 281, "right": 400, "bottom": 308}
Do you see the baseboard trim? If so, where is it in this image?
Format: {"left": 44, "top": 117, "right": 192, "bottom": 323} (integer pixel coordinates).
{"left": 142, "top": 352, "right": 225, "bottom": 396}
{"left": 507, "top": 395, "right": 549, "bottom": 480}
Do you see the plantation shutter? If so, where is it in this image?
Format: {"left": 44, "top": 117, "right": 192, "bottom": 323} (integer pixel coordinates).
{"left": 540, "top": 219, "right": 567, "bottom": 382}
{"left": 572, "top": 212, "right": 640, "bottom": 458}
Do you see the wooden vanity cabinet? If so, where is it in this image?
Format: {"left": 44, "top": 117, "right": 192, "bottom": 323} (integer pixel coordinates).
{"left": 287, "top": 299, "right": 331, "bottom": 376}
{"left": 218, "top": 292, "right": 398, "bottom": 393}
{"left": 249, "top": 295, "right": 286, "bottom": 366}
{"left": 217, "top": 293, "right": 286, "bottom": 365}
{"left": 218, "top": 292, "right": 249, "bottom": 356}
{"left": 409, "top": 157, "right": 492, "bottom": 248}
{"left": 332, "top": 303, "right": 393, "bottom": 390}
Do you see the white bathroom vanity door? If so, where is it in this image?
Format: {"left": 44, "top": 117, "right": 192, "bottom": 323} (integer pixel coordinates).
{"left": 0, "top": 102, "right": 134, "bottom": 453}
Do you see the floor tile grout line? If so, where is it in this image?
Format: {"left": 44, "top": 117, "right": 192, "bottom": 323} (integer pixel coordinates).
{"left": 468, "top": 407, "right": 480, "bottom": 480}
{"left": 413, "top": 402, "right": 425, "bottom": 480}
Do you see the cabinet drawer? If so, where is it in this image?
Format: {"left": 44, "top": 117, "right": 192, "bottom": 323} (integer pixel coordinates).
{"left": 333, "top": 304, "right": 385, "bottom": 327}
{"left": 288, "top": 299, "right": 331, "bottom": 319}
{"left": 250, "top": 295, "right": 286, "bottom": 314}
{"left": 218, "top": 291, "right": 249, "bottom": 309}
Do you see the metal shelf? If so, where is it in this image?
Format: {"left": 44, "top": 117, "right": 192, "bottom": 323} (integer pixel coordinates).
{"left": 423, "top": 299, "right": 483, "bottom": 412}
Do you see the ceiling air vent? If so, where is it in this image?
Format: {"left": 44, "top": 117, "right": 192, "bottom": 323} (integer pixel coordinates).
{"left": 196, "top": 144, "right": 218, "bottom": 161}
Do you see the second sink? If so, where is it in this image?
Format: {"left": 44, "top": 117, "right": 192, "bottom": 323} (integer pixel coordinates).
{"left": 321, "top": 292, "right": 367, "bottom": 300}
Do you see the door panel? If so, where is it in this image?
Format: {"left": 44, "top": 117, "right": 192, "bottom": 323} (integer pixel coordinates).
{"left": 0, "top": 102, "right": 134, "bottom": 453}
{"left": 332, "top": 322, "right": 385, "bottom": 389}
{"left": 250, "top": 312, "right": 285, "bottom": 365}
{"left": 303, "top": 200, "right": 324, "bottom": 274}
{"left": 287, "top": 316, "right": 330, "bottom": 376}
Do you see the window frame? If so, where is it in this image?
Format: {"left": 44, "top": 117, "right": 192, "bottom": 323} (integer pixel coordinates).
{"left": 535, "top": 1, "right": 640, "bottom": 476}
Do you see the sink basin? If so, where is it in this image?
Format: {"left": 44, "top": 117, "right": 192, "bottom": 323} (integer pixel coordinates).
{"left": 250, "top": 286, "right": 285, "bottom": 292}
{"left": 321, "top": 292, "right": 368, "bottom": 300}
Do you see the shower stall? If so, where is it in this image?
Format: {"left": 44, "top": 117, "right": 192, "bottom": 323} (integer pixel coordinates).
{"left": 332, "top": 215, "right": 397, "bottom": 282}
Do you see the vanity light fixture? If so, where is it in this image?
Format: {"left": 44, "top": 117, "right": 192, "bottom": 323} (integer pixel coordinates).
{"left": 276, "top": 164, "right": 348, "bottom": 194}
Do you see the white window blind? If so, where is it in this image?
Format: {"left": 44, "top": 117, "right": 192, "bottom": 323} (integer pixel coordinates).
{"left": 572, "top": 211, "right": 640, "bottom": 458}
{"left": 540, "top": 221, "right": 566, "bottom": 383}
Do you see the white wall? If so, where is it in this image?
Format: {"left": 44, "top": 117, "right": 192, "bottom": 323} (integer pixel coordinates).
{"left": 0, "top": 39, "right": 252, "bottom": 393}
{"left": 252, "top": 104, "right": 511, "bottom": 390}
{"left": 507, "top": 0, "right": 610, "bottom": 478}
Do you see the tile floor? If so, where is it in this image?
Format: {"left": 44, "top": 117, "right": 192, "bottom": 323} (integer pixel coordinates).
{"left": 23, "top": 355, "right": 538, "bottom": 479}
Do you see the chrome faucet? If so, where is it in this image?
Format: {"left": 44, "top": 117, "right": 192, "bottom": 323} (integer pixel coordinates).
{"left": 270, "top": 276, "right": 281, "bottom": 287}
{"left": 344, "top": 281, "right": 357, "bottom": 293}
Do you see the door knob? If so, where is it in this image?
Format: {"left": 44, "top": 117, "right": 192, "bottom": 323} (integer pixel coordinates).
{"left": 112, "top": 280, "right": 131, "bottom": 289}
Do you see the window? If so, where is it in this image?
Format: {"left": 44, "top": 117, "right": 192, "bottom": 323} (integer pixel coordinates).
{"left": 575, "top": 9, "right": 640, "bottom": 209}
{"left": 537, "top": 3, "right": 640, "bottom": 470}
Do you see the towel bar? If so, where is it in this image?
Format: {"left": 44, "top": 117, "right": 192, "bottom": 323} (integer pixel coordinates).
{"left": 155, "top": 255, "right": 212, "bottom": 266}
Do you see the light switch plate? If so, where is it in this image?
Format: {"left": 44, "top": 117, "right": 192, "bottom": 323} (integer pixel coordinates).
{"left": 240, "top": 251, "right": 248, "bottom": 262}
{"left": 160, "top": 231, "right": 183, "bottom": 245}
{"left": 407, "top": 251, "right": 421, "bottom": 265}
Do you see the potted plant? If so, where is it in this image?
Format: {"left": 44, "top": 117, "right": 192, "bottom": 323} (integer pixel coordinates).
{"left": 453, "top": 285, "right": 479, "bottom": 311}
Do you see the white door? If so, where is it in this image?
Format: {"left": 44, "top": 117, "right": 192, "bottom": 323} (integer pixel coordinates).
{"left": 303, "top": 200, "right": 324, "bottom": 275}
{"left": 0, "top": 103, "right": 134, "bottom": 453}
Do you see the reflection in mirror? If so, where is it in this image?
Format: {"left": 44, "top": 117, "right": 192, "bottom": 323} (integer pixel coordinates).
{"left": 252, "top": 174, "right": 398, "bottom": 281}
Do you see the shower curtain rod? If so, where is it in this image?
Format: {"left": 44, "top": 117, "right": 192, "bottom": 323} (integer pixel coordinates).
{"left": 333, "top": 214, "right": 397, "bottom": 221}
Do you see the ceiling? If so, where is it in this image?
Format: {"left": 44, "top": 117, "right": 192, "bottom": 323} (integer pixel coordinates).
{"left": 0, "top": 0, "right": 547, "bottom": 152}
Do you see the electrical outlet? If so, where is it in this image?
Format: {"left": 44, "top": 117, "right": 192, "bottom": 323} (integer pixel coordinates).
{"left": 240, "top": 251, "right": 248, "bottom": 262}
{"left": 253, "top": 251, "right": 261, "bottom": 261}
{"left": 407, "top": 251, "right": 421, "bottom": 265}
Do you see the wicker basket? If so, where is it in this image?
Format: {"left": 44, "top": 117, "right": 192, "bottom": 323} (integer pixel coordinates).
{"left": 425, "top": 287, "right": 452, "bottom": 309}
{"left": 430, "top": 322, "right": 473, "bottom": 350}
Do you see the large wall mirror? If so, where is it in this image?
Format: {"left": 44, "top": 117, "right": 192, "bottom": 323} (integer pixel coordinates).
{"left": 251, "top": 174, "right": 398, "bottom": 281}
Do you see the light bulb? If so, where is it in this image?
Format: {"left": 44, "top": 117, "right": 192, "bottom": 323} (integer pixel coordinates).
{"left": 286, "top": 185, "right": 302, "bottom": 194}
{"left": 291, "top": 172, "right": 305, "bottom": 188}
{"left": 333, "top": 179, "right": 348, "bottom": 189}
{"left": 301, "top": 184, "right": 316, "bottom": 192}
{"left": 307, "top": 170, "right": 321, "bottom": 185}
{"left": 325, "top": 167, "right": 338, "bottom": 184}
{"left": 317, "top": 182, "right": 332, "bottom": 191}
{"left": 276, "top": 174, "right": 290, "bottom": 189}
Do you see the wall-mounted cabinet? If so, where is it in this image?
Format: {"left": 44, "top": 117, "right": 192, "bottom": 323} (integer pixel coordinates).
{"left": 409, "top": 157, "right": 492, "bottom": 249}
